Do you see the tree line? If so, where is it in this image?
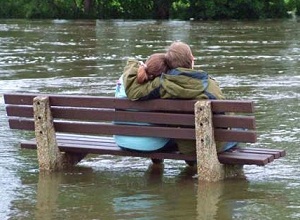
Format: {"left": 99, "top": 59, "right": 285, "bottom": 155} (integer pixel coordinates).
{"left": 0, "top": 0, "right": 299, "bottom": 20}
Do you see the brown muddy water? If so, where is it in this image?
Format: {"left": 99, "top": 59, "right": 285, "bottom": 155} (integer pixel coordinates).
{"left": 0, "top": 19, "right": 299, "bottom": 220}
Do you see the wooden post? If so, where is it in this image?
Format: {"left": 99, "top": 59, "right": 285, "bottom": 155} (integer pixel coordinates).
{"left": 33, "top": 96, "right": 86, "bottom": 172}
{"left": 194, "top": 101, "right": 225, "bottom": 182}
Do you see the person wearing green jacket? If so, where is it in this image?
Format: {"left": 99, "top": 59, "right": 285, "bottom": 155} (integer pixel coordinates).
{"left": 124, "top": 41, "right": 224, "bottom": 101}
{"left": 123, "top": 59, "right": 225, "bottom": 101}
{"left": 114, "top": 53, "right": 178, "bottom": 153}
{"left": 122, "top": 41, "right": 237, "bottom": 155}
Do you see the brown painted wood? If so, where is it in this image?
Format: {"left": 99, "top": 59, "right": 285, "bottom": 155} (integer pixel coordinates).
{"left": 54, "top": 108, "right": 195, "bottom": 125}
{"left": 218, "top": 152, "right": 273, "bottom": 166}
{"left": 238, "top": 147, "right": 286, "bottom": 157}
{"left": 54, "top": 122, "right": 197, "bottom": 139}
{"left": 20, "top": 139, "right": 195, "bottom": 161}
{"left": 8, "top": 117, "right": 257, "bottom": 142}
{"left": 5, "top": 93, "right": 286, "bottom": 166}
{"left": 6, "top": 105, "right": 195, "bottom": 125}
{"left": 8, "top": 118, "right": 35, "bottom": 130}
{"left": 4, "top": 93, "right": 196, "bottom": 111}
{"left": 214, "top": 129, "right": 257, "bottom": 143}
{"left": 213, "top": 115, "right": 256, "bottom": 129}
{"left": 6, "top": 105, "right": 33, "bottom": 117}
{"left": 4, "top": 93, "right": 255, "bottom": 113}
{"left": 6, "top": 104, "right": 256, "bottom": 143}
{"left": 237, "top": 148, "right": 280, "bottom": 159}
{"left": 211, "top": 100, "right": 255, "bottom": 113}
{"left": 6, "top": 105, "right": 256, "bottom": 129}
{"left": 20, "top": 135, "right": 281, "bottom": 166}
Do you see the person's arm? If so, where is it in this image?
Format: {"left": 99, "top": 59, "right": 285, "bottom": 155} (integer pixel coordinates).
{"left": 122, "top": 59, "right": 161, "bottom": 101}
{"left": 206, "top": 77, "right": 225, "bottom": 100}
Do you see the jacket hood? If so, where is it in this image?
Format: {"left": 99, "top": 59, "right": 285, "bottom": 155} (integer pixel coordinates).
{"left": 123, "top": 59, "right": 224, "bottom": 101}
{"left": 160, "top": 68, "right": 209, "bottom": 99}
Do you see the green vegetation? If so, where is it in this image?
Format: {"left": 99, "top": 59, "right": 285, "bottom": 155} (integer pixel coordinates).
{"left": 0, "top": 0, "right": 299, "bottom": 20}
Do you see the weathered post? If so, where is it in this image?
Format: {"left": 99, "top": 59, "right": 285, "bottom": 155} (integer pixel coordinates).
{"left": 33, "top": 96, "right": 63, "bottom": 171}
{"left": 33, "top": 96, "right": 85, "bottom": 172}
{"left": 194, "top": 101, "right": 225, "bottom": 182}
{"left": 194, "top": 101, "right": 244, "bottom": 181}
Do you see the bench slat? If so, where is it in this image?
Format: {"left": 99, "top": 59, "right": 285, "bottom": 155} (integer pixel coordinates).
{"left": 236, "top": 148, "right": 280, "bottom": 159}
{"left": 4, "top": 93, "right": 255, "bottom": 113}
{"left": 218, "top": 152, "right": 273, "bottom": 166}
{"left": 56, "top": 133, "right": 115, "bottom": 142}
{"left": 214, "top": 129, "right": 257, "bottom": 143}
{"left": 20, "top": 135, "right": 279, "bottom": 166}
{"left": 4, "top": 94, "right": 195, "bottom": 111}
{"left": 213, "top": 115, "right": 255, "bottom": 129}
{"left": 8, "top": 118, "right": 196, "bottom": 139}
{"left": 6, "top": 105, "right": 195, "bottom": 126}
{"left": 8, "top": 118, "right": 257, "bottom": 142}
{"left": 8, "top": 118, "right": 35, "bottom": 130}
{"left": 55, "top": 134, "right": 286, "bottom": 159}
{"left": 211, "top": 100, "right": 254, "bottom": 113}
{"left": 20, "top": 140, "right": 195, "bottom": 161}
{"left": 6, "top": 105, "right": 33, "bottom": 117}
{"left": 6, "top": 105, "right": 256, "bottom": 129}
{"left": 237, "top": 147, "right": 286, "bottom": 157}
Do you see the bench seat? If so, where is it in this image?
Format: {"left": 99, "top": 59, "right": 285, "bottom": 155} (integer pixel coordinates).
{"left": 20, "top": 133, "right": 285, "bottom": 166}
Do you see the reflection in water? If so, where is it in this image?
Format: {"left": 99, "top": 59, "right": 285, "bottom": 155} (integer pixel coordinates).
{"left": 197, "top": 182, "right": 227, "bottom": 220}
{"left": 0, "top": 19, "right": 299, "bottom": 219}
{"left": 30, "top": 165, "right": 198, "bottom": 219}
{"left": 112, "top": 165, "right": 166, "bottom": 219}
{"left": 35, "top": 172, "right": 61, "bottom": 220}
{"left": 26, "top": 165, "right": 286, "bottom": 220}
{"left": 197, "top": 179, "right": 291, "bottom": 220}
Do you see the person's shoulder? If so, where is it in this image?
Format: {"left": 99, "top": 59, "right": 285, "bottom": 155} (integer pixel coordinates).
{"left": 187, "top": 68, "right": 207, "bottom": 74}
{"left": 168, "top": 68, "right": 207, "bottom": 76}
{"left": 124, "top": 58, "right": 139, "bottom": 72}
{"left": 167, "top": 68, "right": 191, "bottom": 75}
{"left": 126, "top": 58, "right": 139, "bottom": 64}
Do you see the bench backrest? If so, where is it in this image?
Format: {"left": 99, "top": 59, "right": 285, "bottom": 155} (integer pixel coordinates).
{"left": 4, "top": 93, "right": 257, "bottom": 143}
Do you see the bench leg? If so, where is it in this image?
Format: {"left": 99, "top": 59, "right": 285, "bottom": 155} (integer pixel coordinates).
{"left": 151, "top": 158, "right": 164, "bottom": 164}
{"left": 61, "top": 152, "right": 87, "bottom": 168}
{"left": 195, "top": 101, "right": 243, "bottom": 182}
{"left": 33, "top": 96, "right": 85, "bottom": 171}
{"left": 224, "top": 164, "right": 244, "bottom": 178}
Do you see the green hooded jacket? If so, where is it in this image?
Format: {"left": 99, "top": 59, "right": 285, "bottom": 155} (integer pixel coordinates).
{"left": 122, "top": 59, "right": 234, "bottom": 155}
{"left": 123, "top": 59, "right": 225, "bottom": 101}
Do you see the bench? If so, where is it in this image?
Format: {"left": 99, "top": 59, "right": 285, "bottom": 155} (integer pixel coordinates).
{"left": 4, "top": 93, "right": 285, "bottom": 181}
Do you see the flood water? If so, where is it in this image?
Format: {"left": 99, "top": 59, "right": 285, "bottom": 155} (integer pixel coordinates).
{"left": 0, "top": 19, "right": 299, "bottom": 219}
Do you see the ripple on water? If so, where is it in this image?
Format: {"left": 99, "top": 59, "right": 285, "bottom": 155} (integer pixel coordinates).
{"left": 80, "top": 155, "right": 187, "bottom": 177}
{"left": 0, "top": 77, "right": 117, "bottom": 95}
{"left": 0, "top": 19, "right": 300, "bottom": 220}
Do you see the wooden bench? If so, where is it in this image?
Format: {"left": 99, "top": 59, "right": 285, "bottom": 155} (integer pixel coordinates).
{"left": 4, "top": 93, "right": 285, "bottom": 181}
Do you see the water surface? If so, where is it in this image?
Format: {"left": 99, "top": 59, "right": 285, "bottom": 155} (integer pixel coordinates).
{"left": 0, "top": 19, "right": 299, "bottom": 219}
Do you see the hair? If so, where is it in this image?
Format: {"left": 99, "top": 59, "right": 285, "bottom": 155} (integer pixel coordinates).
{"left": 165, "top": 41, "right": 193, "bottom": 69}
{"left": 137, "top": 53, "right": 168, "bottom": 84}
